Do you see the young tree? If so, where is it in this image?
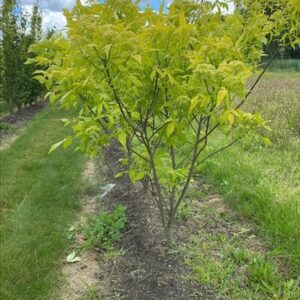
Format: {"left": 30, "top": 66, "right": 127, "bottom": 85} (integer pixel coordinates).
{"left": 31, "top": 0, "right": 299, "bottom": 241}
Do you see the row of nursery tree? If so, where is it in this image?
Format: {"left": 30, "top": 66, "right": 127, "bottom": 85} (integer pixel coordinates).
{"left": 0, "top": 1, "right": 49, "bottom": 112}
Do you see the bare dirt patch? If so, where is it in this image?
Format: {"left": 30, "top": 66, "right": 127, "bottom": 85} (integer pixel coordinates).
{"left": 199, "top": 194, "right": 228, "bottom": 214}
{"left": 60, "top": 159, "right": 101, "bottom": 300}
{"left": 0, "top": 101, "right": 46, "bottom": 150}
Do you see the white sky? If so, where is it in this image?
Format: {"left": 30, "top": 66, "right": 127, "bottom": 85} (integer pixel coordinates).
{"left": 18, "top": 1, "right": 88, "bottom": 32}
{"left": 15, "top": 1, "right": 234, "bottom": 32}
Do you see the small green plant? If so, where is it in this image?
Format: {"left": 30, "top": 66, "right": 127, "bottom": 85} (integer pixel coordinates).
{"left": 81, "top": 204, "right": 127, "bottom": 250}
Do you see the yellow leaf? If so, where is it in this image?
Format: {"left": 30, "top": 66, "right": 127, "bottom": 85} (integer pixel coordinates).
{"left": 166, "top": 122, "right": 175, "bottom": 136}
{"left": 261, "top": 137, "right": 272, "bottom": 145}
{"left": 48, "top": 139, "right": 67, "bottom": 155}
{"left": 228, "top": 113, "right": 234, "bottom": 125}
{"left": 150, "top": 69, "right": 157, "bottom": 81}
{"left": 132, "top": 55, "right": 142, "bottom": 65}
{"left": 118, "top": 132, "right": 127, "bottom": 150}
{"left": 216, "top": 88, "right": 228, "bottom": 108}
{"left": 189, "top": 96, "right": 198, "bottom": 113}
{"left": 114, "top": 172, "right": 124, "bottom": 178}
{"left": 104, "top": 44, "right": 112, "bottom": 58}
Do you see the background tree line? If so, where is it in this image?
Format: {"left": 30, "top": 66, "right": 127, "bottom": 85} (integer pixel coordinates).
{"left": 0, "top": 0, "right": 45, "bottom": 113}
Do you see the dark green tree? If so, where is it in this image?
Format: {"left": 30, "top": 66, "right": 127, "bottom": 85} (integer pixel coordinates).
{"left": 21, "top": 2, "right": 43, "bottom": 105}
{"left": 0, "top": 1, "right": 44, "bottom": 111}
{"left": 1, "top": 0, "right": 22, "bottom": 111}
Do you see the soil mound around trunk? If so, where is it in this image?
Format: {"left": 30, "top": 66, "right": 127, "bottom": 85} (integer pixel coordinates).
{"left": 97, "top": 145, "right": 209, "bottom": 300}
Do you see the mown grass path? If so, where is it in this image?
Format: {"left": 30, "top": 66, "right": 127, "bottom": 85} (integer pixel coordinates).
{"left": 0, "top": 107, "right": 86, "bottom": 300}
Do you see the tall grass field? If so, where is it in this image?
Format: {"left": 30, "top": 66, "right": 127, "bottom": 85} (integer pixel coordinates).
{"left": 267, "top": 59, "right": 300, "bottom": 72}
{"left": 197, "top": 72, "right": 300, "bottom": 274}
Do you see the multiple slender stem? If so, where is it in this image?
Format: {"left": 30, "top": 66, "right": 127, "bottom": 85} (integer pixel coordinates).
{"left": 80, "top": 43, "right": 275, "bottom": 243}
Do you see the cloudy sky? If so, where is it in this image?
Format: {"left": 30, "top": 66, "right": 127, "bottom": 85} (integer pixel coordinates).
{"left": 17, "top": 1, "right": 169, "bottom": 32}
{"left": 18, "top": 1, "right": 86, "bottom": 31}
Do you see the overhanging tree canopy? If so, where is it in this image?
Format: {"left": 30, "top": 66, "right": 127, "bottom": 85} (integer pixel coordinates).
{"left": 31, "top": 0, "right": 300, "bottom": 240}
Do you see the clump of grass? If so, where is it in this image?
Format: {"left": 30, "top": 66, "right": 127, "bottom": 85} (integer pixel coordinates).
{"left": 247, "top": 256, "right": 279, "bottom": 287}
{"left": 0, "top": 107, "right": 86, "bottom": 300}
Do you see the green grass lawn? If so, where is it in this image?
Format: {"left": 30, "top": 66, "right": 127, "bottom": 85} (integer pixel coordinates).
{"left": 0, "top": 107, "right": 86, "bottom": 300}
{"left": 197, "top": 72, "right": 300, "bottom": 273}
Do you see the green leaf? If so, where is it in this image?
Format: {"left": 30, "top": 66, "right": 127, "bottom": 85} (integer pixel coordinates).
{"left": 44, "top": 91, "right": 52, "bottom": 100}
{"left": 24, "top": 58, "right": 36, "bottom": 65}
{"left": 33, "top": 75, "right": 46, "bottom": 84}
{"left": 63, "top": 137, "right": 73, "bottom": 149}
{"left": 48, "top": 139, "right": 67, "bottom": 155}
{"left": 261, "top": 37, "right": 268, "bottom": 45}
{"left": 129, "top": 170, "right": 145, "bottom": 182}
{"left": 50, "top": 93, "right": 59, "bottom": 105}
{"left": 131, "top": 112, "right": 140, "bottom": 120}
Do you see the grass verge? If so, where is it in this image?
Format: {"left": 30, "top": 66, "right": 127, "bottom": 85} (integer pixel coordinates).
{"left": 195, "top": 72, "right": 300, "bottom": 273}
{"left": 0, "top": 106, "right": 86, "bottom": 300}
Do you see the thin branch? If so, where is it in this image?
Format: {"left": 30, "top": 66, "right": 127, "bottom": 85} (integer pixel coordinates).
{"left": 235, "top": 50, "right": 278, "bottom": 110}
{"left": 195, "top": 127, "right": 252, "bottom": 168}
{"left": 195, "top": 137, "right": 240, "bottom": 168}
{"left": 149, "top": 120, "right": 172, "bottom": 141}
{"left": 196, "top": 116, "right": 210, "bottom": 158}
{"left": 79, "top": 94, "right": 110, "bottom": 135}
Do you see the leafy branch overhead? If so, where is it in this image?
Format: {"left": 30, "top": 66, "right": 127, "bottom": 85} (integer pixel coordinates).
{"left": 30, "top": 0, "right": 300, "bottom": 241}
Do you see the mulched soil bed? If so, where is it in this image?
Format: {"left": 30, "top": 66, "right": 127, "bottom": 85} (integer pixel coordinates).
{"left": 96, "top": 144, "right": 211, "bottom": 300}
{"left": 0, "top": 101, "right": 47, "bottom": 125}
{"left": 0, "top": 101, "right": 47, "bottom": 145}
